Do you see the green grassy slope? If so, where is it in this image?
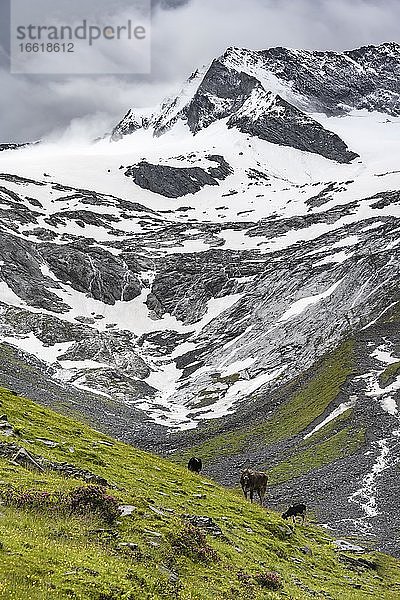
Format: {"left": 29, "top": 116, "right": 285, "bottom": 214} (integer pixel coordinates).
{"left": 171, "top": 340, "right": 364, "bottom": 486}
{"left": 0, "top": 387, "right": 399, "bottom": 600}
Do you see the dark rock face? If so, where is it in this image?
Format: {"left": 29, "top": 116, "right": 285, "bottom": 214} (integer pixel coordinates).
{"left": 0, "top": 233, "right": 142, "bottom": 311}
{"left": 149, "top": 58, "right": 358, "bottom": 163}
{"left": 183, "top": 60, "right": 259, "bottom": 135}
{"left": 305, "top": 182, "right": 350, "bottom": 210}
{"left": 125, "top": 162, "right": 217, "bottom": 198}
{"left": 137, "top": 331, "right": 191, "bottom": 356}
{"left": 0, "top": 233, "right": 69, "bottom": 312}
{"left": 125, "top": 155, "right": 233, "bottom": 198}
{"left": 147, "top": 249, "right": 262, "bottom": 324}
{"left": 59, "top": 334, "right": 151, "bottom": 379}
{"left": 357, "top": 89, "right": 400, "bottom": 116}
{"left": 228, "top": 91, "right": 358, "bottom": 163}
{"left": 149, "top": 60, "right": 258, "bottom": 137}
{"left": 0, "top": 185, "right": 42, "bottom": 231}
{"left": 0, "top": 143, "right": 34, "bottom": 152}
{"left": 41, "top": 244, "right": 142, "bottom": 305}
{"left": 368, "top": 190, "right": 400, "bottom": 209}
{"left": 0, "top": 173, "right": 45, "bottom": 186}
{"left": 0, "top": 342, "right": 164, "bottom": 445}
{"left": 257, "top": 42, "right": 400, "bottom": 115}
{"left": 82, "top": 368, "right": 156, "bottom": 399}
{"left": 0, "top": 306, "right": 89, "bottom": 344}
{"left": 0, "top": 144, "right": 25, "bottom": 152}
{"left": 206, "top": 155, "right": 233, "bottom": 179}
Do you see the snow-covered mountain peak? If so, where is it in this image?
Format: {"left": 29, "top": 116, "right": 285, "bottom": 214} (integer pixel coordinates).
{"left": 112, "top": 42, "right": 400, "bottom": 158}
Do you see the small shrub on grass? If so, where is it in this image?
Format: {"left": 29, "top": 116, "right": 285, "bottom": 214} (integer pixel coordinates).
{"left": 68, "top": 485, "right": 120, "bottom": 523}
{"left": 254, "top": 571, "right": 282, "bottom": 590}
{"left": 169, "top": 523, "right": 218, "bottom": 563}
{"left": 0, "top": 488, "right": 59, "bottom": 511}
{"left": 0, "top": 485, "right": 119, "bottom": 523}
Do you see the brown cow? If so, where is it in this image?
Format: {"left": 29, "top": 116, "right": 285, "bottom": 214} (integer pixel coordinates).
{"left": 240, "top": 468, "right": 268, "bottom": 505}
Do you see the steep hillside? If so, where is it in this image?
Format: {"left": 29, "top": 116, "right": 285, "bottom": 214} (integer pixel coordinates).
{"left": 169, "top": 306, "right": 400, "bottom": 556}
{"left": 1, "top": 387, "right": 400, "bottom": 599}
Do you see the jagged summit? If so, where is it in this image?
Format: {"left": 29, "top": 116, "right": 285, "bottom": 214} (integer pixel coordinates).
{"left": 111, "top": 42, "right": 399, "bottom": 163}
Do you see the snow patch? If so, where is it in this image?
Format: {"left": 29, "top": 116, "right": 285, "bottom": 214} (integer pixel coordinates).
{"left": 194, "top": 294, "right": 243, "bottom": 334}
{"left": 314, "top": 251, "right": 353, "bottom": 266}
{"left": 0, "top": 282, "right": 26, "bottom": 308}
{"left": 1, "top": 332, "right": 73, "bottom": 364}
{"left": 304, "top": 399, "right": 356, "bottom": 439}
{"left": 277, "top": 279, "right": 344, "bottom": 324}
{"left": 349, "top": 438, "right": 391, "bottom": 521}
{"left": 196, "top": 365, "right": 286, "bottom": 421}
{"left": 220, "top": 357, "right": 256, "bottom": 377}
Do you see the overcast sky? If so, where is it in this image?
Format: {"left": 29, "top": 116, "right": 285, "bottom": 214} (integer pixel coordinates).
{"left": 0, "top": 0, "right": 399, "bottom": 142}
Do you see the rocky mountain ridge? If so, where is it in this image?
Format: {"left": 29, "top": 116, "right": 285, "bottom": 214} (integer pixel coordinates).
{"left": 113, "top": 41, "right": 400, "bottom": 145}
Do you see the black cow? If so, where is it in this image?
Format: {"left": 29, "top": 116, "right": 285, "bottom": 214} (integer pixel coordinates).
{"left": 188, "top": 457, "right": 202, "bottom": 473}
{"left": 282, "top": 504, "right": 307, "bottom": 524}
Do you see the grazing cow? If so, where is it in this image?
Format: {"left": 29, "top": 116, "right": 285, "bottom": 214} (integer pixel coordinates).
{"left": 282, "top": 504, "right": 307, "bottom": 524}
{"left": 188, "top": 457, "right": 202, "bottom": 473}
{"left": 240, "top": 469, "right": 268, "bottom": 505}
